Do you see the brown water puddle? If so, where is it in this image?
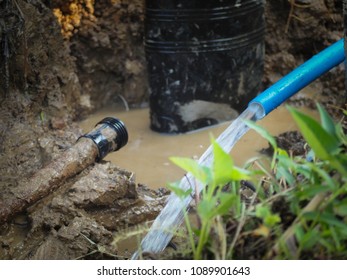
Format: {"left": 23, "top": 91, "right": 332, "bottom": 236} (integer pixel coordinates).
{"left": 80, "top": 104, "right": 317, "bottom": 189}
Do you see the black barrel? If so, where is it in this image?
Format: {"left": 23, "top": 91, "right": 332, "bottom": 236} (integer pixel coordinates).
{"left": 145, "top": 0, "right": 265, "bottom": 133}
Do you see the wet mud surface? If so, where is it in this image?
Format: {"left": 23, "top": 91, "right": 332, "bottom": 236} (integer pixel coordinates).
{"left": 261, "top": 131, "right": 307, "bottom": 157}
{"left": 0, "top": 0, "right": 346, "bottom": 259}
{"left": 0, "top": 162, "right": 168, "bottom": 259}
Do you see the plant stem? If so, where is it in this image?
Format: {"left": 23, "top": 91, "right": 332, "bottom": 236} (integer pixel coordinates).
{"left": 183, "top": 210, "right": 197, "bottom": 256}
{"left": 195, "top": 221, "right": 210, "bottom": 259}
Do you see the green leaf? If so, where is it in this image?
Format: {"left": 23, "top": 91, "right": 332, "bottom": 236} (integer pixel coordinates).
{"left": 255, "top": 205, "right": 280, "bottom": 227}
{"left": 277, "top": 154, "right": 298, "bottom": 172}
{"left": 211, "top": 139, "right": 234, "bottom": 186}
{"left": 305, "top": 162, "right": 336, "bottom": 189}
{"left": 170, "top": 157, "right": 211, "bottom": 185}
{"left": 329, "top": 154, "right": 347, "bottom": 177}
{"left": 287, "top": 106, "right": 340, "bottom": 160}
{"left": 275, "top": 165, "right": 295, "bottom": 186}
{"left": 212, "top": 192, "right": 238, "bottom": 217}
{"left": 304, "top": 211, "right": 347, "bottom": 234}
{"left": 296, "top": 184, "right": 329, "bottom": 200}
{"left": 244, "top": 120, "right": 277, "bottom": 150}
{"left": 319, "top": 238, "right": 335, "bottom": 251}
{"left": 333, "top": 198, "right": 347, "bottom": 216}
{"left": 300, "top": 229, "right": 320, "bottom": 250}
{"left": 294, "top": 224, "right": 305, "bottom": 243}
{"left": 277, "top": 148, "right": 289, "bottom": 157}
{"left": 167, "top": 181, "right": 193, "bottom": 199}
{"left": 211, "top": 139, "right": 249, "bottom": 186}
{"left": 264, "top": 214, "right": 281, "bottom": 227}
{"left": 197, "top": 197, "right": 217, "bottom": 220}
{"left": 316, "top": 103, "right": 337, "bottom": 137}
{"left": 230, "top": 166, "right": 251, "bottom": 181}
{"left": 255, "top": 205, "right": 271, "bottom": 219}
{"left": 336, "top": 123, "right": 347, "bottom": 145}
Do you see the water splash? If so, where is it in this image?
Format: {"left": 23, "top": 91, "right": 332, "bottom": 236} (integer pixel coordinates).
{"left": 132, "top": 104, "right": 264, "bottom": 259}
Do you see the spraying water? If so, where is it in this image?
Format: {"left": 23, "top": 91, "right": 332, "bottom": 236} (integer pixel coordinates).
{"left": 132, "top": 103, "right": 264, "bottom": 259}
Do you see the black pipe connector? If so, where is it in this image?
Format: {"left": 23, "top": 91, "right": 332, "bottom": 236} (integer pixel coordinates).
{"left": 80, "top": 117, "right": 128, "bottom": 161}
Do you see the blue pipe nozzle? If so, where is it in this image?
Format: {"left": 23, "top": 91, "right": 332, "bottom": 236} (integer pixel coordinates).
{"left": 249, "top": 38, "right": 345, "bottom": 118}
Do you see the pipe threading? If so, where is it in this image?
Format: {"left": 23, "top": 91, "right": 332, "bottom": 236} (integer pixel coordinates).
{"left": 81, "top": 117, "right": 128, "bottom": 161}
{"left": 97, "top": 117, "right": 128, "bottom": 151}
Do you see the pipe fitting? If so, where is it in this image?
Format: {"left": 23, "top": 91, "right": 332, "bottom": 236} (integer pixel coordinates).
{"left": 80, "top": 117, "right": 128, "bottom": 161}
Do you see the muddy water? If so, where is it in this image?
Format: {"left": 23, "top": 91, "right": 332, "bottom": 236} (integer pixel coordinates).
{"left": 80, "top": 104, "right": 316, "bottom": 189}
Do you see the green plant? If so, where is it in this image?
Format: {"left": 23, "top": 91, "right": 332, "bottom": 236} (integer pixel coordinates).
{"left": 247, "top": 104, "right": 347, "bottom": 259}
{"left": 274, "top": 105, "right": 347, "bottom": 258}
{"left": 168, "top": 138, "right": 251, "bottom": 259}
{"left": 168, "top": 103, "right": 347, "bottom": 260}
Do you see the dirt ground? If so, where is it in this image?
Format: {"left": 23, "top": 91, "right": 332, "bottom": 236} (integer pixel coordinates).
{"left": 0, "top": 0, "right": 345, "bottom": 259}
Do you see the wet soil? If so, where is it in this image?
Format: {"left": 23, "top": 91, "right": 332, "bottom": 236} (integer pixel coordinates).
{"left": 0, "top": 161, "right": 168, "bottom": 259}
{"left": 0, "top": 0, "right": 346, "bottom": 259}
{"left": 51, "top": 0, "right": 147, "bottom": 111}
{"left": 261, "top": 131, "right": 306, "bottom": 157}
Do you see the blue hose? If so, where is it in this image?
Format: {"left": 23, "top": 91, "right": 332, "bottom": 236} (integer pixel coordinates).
{"left": 249, "top": 38, "right": 345, "bottom": 118}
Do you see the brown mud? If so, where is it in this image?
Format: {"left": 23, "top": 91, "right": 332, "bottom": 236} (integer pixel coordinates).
{"left": 0, "top": 0, "right": 346, "bottom": 259}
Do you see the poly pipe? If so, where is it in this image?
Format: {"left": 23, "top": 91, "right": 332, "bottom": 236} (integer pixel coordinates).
{"left": 249, "top": 39, "right": 345, "bottom": 118}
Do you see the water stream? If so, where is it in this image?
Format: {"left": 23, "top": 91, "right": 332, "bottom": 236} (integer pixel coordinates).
{"left": 131, "top": 104, "right": 263, "bottom": 258}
